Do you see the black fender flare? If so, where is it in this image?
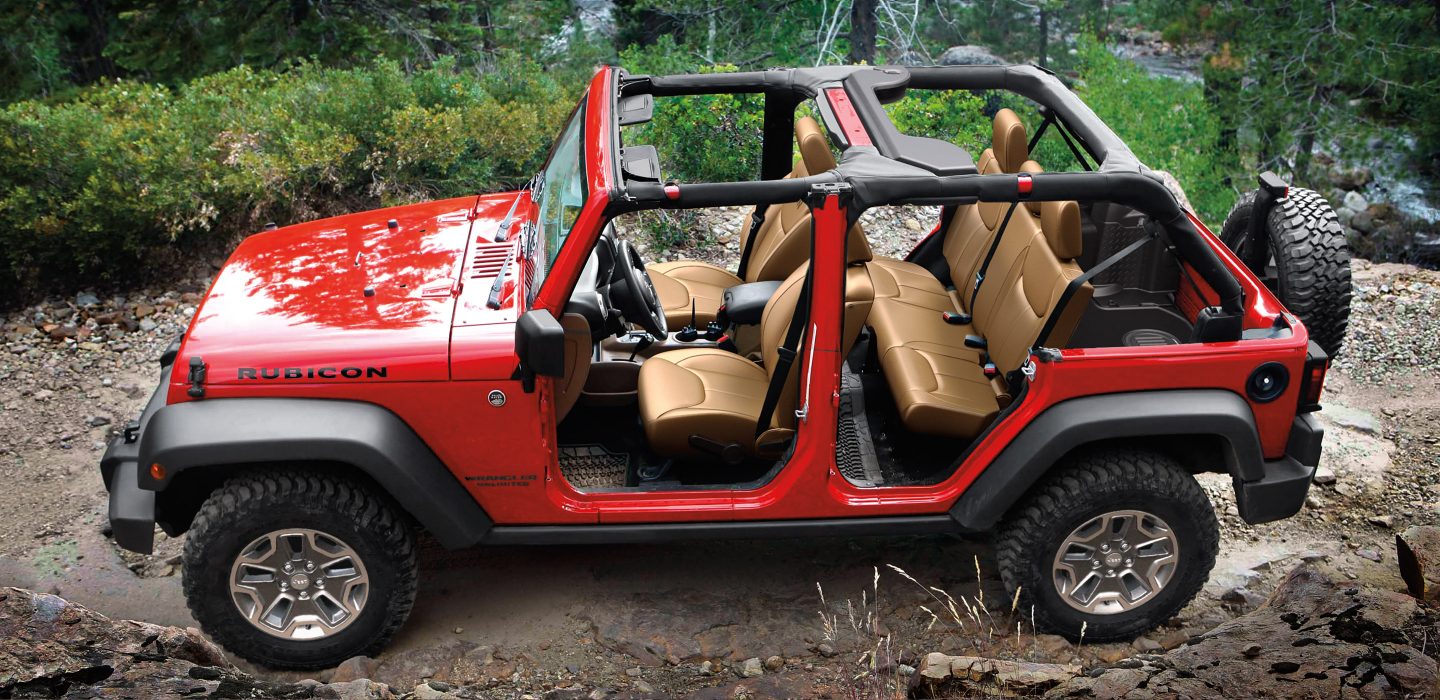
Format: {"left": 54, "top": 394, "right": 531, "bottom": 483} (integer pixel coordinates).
{"left": 138, "top": 398, "right": 492, "bottom": 548}
{"left": 949, "top": 389, "right": 1263, "bottom": 531}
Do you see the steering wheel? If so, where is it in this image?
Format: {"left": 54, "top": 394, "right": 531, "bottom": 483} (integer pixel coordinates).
{"left": 612, "top": 240, "right": 668, "bottom": 338}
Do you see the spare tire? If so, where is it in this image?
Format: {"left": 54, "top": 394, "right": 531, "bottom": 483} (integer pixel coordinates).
{"left": 1220, "top": 187, "right": 1351, "bottom": 356}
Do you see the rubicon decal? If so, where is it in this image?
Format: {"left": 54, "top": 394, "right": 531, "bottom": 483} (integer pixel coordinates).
{"left": 237, "top": 366, "right": 388, "bottom": 380}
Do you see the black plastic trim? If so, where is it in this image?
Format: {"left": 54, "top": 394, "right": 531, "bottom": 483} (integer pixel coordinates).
{"left": 1234, "top": 412, "right": 1324, "bottom": 524}
{"left": 136, "top": 398, "right": 493, "bottom": 549}
{"left": 949, "top": 390, "right": 1265, "bottom": 532}
{"left": 482, "top": 515, "right": 958, "bottom": 545}
{"left": 108, "top": 461, "right": 157, "bottom": 554}
{"left": 1284, "top": 412, "right": 1325, "bottom": 470}
{"left": 722, "top": 280, "right": 785, "bottom": 326}
{"left": 1238, "top": 457, "right": 1314, "bottom": 524}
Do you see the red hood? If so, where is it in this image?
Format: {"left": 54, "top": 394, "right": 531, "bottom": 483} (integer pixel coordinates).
{"left": 181, "top": 192, "right": 530, "bottom": 386}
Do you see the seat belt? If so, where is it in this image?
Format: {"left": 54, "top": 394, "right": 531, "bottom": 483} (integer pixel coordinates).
{"left": 969, "top": 202, "right": 1021, "bottom": 310}
{"left": 754, "top": 267, "right": 812, "bottom": 437}
{"left": 1033, "top": 227, "right": 1159, "bottom": 348}
{"left": 734, "top": 204, "right": 768, "bottom": 280}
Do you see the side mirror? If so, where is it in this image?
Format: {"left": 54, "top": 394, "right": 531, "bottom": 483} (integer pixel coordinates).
{"left": 516, "top": 310, "right": 565, "bottom": 388}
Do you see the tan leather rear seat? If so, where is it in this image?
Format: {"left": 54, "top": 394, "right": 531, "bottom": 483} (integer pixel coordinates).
{"left": 868, "top": 195, "right": 1093, "bottom": 439}
{"left": 869, "top": 108, "right": 1031, "bottom": 314}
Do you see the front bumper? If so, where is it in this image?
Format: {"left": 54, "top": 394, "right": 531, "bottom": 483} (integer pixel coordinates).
{"left": 99, "top": 345, "right": 177, "bottom": 554}
{"left": 1235, "top": 413, "right": 1324, "bottom": 524}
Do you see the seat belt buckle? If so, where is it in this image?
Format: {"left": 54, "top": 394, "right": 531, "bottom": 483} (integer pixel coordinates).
{"left": 964, "top": 335, "right": 987, "bottom": 349}
{"left": 942, "top": 311, "right": 971, "bottom": 325}
{"left": 982, "top": 362, "right": 998, "bottom": 378}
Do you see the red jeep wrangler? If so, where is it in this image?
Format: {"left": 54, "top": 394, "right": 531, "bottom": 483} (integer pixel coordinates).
{"left": 102, "top": 64, "right": 1348, "bottom": 669}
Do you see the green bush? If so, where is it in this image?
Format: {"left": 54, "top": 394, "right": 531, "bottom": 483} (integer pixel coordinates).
{"left": 885, "top": 89, "right": 991, "bottom": 157}
{"left": 620, "top": 40, "right": 765, "bottom": 183}
{"left": 1065, "top": 36, "right": 1232, "bottom": 222}
{"left": 0, "top": 58, "right": 577, "bottom": 300}
{"left": 1002, "top": 38, "right": 1231, "bottom": 223}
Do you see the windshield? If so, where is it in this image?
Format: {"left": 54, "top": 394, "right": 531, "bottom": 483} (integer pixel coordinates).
{"left": 537, "top": 105, "right": 586, "bottom": 274}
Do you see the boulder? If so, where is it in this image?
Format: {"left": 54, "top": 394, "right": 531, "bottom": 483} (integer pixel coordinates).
{"left": 913, "top": 653, "right": 1080, "bottom": 695}
{"left": 1328, "top": 166, "right": 1372, "bottom": 190}
{"left": 1397, "top": 525, "right": 1440, "bottom": 603}
{"left": 1042, "top": 566, "right": 1438, "bottom": 698}
{"left": 1342, "top": 190, "right": 1369, "bottom": 214}
{"left": 0, "top": 587, "right": 395, "bottom": 698}
{"left": 938, "top": 45, "right": 1006, "bottom": 66}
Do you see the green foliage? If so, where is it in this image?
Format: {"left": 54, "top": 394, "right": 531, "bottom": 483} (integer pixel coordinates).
{"left": 1010, "top": 37, "right": 1230, "bottom": 222}
{"left": 0, "top": 0, "right": 590, "bottom": 103}
{"left": 0, "top": 59, "right": 577, "bottom": 296}
{"left": 614, "top": 0, "right": 820, "bottom": 68}
{"left": 886, "top": 90, "right": 991, "bottom": 156}
{"left": 1139, "top": 0, "right": 1440, "bottom": 172}
{"left": 621, "top": 43, "right": 764, "bottom": 183}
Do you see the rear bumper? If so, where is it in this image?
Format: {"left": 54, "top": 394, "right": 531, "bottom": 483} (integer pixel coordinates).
{"left": 1235, "top": 413, "right": 1324, "bottom": 524}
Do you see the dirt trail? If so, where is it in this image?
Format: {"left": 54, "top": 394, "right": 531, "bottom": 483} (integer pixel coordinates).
{"left": 2, "top": 257, "right": 1437, "bottom": 696}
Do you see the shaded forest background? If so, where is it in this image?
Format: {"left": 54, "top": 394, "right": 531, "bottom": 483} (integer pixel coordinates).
{"left": 1, "top": 0, "right": 1437, "bottom": 302}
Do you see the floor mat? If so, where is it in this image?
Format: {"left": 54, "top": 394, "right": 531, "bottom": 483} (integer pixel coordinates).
{"left": 837, "top": 366, "right": 885, "bottom": 487}
{"left": 558, "top": 444, "right": 630, "bottom": 490}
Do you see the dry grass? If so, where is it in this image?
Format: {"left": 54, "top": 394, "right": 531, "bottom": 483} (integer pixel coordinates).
{"left": 815, "top": 556, "right": 1067, "bottom": 699}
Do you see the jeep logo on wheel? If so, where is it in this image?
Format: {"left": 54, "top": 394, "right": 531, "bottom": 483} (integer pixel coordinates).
{"left": 487, "top": 390, "right": 506, "bottom": 407}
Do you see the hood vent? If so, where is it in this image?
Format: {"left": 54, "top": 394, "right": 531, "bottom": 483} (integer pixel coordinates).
{"left": 470, "top": 242, "right": 512, "bottom": 279}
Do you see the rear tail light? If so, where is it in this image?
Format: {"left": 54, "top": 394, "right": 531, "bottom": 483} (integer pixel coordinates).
{"left": 1298, "top": 341, "right": 1329, "bottom": 413}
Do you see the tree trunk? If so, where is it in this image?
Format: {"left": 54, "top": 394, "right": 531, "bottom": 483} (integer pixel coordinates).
{"left": 64, "top": 0, "right": 118, "bottom": 86}
{"left": 849, "top": 0, "right": 877, "bottom": 64}
{"left": 1294, "top": 131, "right": 1315, "bottom": 184}
{"left": 1038, "top": 5, "right": 1049, "bottom": 68}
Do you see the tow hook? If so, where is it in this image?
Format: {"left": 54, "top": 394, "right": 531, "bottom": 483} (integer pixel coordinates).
{"left": 187, "top": 356, "right": 207, "bottom": 398}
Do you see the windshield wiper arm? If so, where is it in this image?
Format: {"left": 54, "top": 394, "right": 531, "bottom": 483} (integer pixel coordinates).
{"left": 486, "top": 244, "right": 516, "bottom": 310}
{"left": 494, "top": 173, "right": 542, "bottom": 242}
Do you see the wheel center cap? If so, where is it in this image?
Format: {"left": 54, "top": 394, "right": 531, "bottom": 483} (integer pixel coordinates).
{"left": 1104, "top": 552, "right": 1124, "bottom": 568}
{"left": 290, "top": 573, "right": 311, "bottom": 590}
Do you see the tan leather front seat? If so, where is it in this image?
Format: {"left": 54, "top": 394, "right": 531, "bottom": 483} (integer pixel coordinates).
{"left": 638, "top": 253, "right": 875, "bottom": 459}
{"left": 645, "top": 117, "right": 872, "bottom": 328}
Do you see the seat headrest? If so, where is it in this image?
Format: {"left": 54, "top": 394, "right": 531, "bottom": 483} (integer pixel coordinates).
{"left": 992, "top": 109, "right": 1029, "bottom": 173}
{"left": 846, "top": 223, "right": 873, "bottom": 264}
{"left": 796, "top": 116, "right": 837, "bottom": 174}
{"left": 1040, "top": 200, "right": 1082, "bottom": 261}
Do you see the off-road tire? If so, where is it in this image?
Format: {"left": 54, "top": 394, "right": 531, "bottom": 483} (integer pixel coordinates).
{"left": 993, "top": 449, "right": 1219, "bottom": 643}
{"left": 182, "top": 470, "right": 417, "bottom": 669}
{"left": 1221, "top": 187, "right": 1351, "bottom": 356}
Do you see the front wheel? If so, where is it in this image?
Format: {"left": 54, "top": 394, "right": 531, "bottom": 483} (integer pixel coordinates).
{"left": 182, "top": 471, "right": 418, "bottom": 669}
{"left": 993, "top": 449, "right": 1218, "bottom": 642}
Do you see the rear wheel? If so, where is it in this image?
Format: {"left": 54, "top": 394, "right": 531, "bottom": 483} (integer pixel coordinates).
{"left": 1221, "top": 187, "right": 1351, "bottom": 356}
{"left": 993, "top": 449, "right": 1218, "bottom": 642}
{"left": 182, "top": 470, "right": 417, "bottom": 669}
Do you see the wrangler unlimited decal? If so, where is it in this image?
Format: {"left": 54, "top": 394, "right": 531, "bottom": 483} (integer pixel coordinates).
{"left": 237, "top": 366, "right": 388, "bottom": 380}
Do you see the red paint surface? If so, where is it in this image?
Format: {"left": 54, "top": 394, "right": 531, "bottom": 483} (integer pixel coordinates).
{"left": 825, "top": 87, "right": 874, "bottom": 147}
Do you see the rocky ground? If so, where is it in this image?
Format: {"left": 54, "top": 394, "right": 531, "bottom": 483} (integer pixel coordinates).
{"left": 3, "top": 210, "right": 1440, "bottom": 696}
